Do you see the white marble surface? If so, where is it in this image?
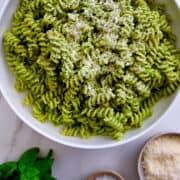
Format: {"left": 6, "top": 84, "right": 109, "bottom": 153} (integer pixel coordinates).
{"left": 0, "top": 91, "right": 180, "bottom": 180}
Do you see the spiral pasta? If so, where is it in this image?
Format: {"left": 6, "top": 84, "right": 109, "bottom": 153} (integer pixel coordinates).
{"left": 3, "top": 0, "right": 180, "bottom": 140}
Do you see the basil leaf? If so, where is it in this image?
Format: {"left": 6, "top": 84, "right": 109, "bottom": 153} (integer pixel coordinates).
{"left": 42, "top": 174, "right": 57, "bottom": 180}
{"left": 36, "top": 159, "right": 54, "bottom": 175}
{"left": 0, "top": 148, "right": 56, "bottom": 180}
{"left": 46, "top": 149, "right": 53, "bottom": 159}
{"left": 22, "top": 166, "right": 40, "bottom": 178}
{"left": 19, "top": 148, "right": 40, "bottom": 166}
{"left": 35, "top": 149, "right": 54, "bottom": 177}
{"left": 0, "top": 161, "right": 17, "bottom": 179}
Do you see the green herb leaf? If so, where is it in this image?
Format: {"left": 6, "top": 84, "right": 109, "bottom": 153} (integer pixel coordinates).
{"left": 42, "top": 174, "right": 57, "bottom": 180}
{"left": 46, "top": 149, "right": 53, "bottom": 159}
{"left": 21, "top": 166, "right": 40, "bottom": 178}
{"left": 35, "top": 158, "right": 54, "bottom": 176}
{"left": 34, "top": 149, "right": 54, "bottom": 177}
{"left": 18, "top": 147, "right": 40, "bottom": 166}
{"left": 20, "top": 175, "right": 40, "bottom": 180}
{"left": 0, "top": 148, "right": 56, "bottom": 180}
{"left": 0, "top": 161, "right": 17, "bottom": 179}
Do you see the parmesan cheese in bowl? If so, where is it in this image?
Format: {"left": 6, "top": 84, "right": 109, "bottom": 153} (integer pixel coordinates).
{"left": 138, "top": 133, "right": 180, "bottom": 180}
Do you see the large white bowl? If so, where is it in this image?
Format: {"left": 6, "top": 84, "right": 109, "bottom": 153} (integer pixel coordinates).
{"left": 0, "top": 0, "right": 179, "bottom": 149}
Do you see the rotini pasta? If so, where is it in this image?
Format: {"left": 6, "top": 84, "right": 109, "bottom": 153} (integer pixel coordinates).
{"left": 3, "top": 0, "right": 180, "bottom": 140}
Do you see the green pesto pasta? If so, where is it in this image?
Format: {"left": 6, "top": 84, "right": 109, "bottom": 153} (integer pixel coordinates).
{"left": 3, "top": 0, "right": 180, "bottom": 140}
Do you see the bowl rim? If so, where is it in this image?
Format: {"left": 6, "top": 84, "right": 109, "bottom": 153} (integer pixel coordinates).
{"left": 0, "top": 0, "right": 180, "bottom": 149}
{"left": 87, "top": 170, "right": 125, "bottom": 180}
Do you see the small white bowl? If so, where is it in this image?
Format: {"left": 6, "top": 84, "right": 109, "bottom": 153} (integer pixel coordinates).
{"left": 0, "top": 0, "right": 179, "bottom": 149}
{"left": 138, "top": 132, "right": 180, "bottom": 180}
{"left": 87, "top": 170, "right": 124, "bottom": 180}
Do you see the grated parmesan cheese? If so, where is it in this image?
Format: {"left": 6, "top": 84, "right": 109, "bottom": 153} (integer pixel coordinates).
{"left": 142, "top": 134, "right": 180, "bottom": 180}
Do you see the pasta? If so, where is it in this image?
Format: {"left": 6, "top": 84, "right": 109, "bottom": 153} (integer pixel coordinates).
{"left": 3, "top": 0, "right": 180, "bottom": 140}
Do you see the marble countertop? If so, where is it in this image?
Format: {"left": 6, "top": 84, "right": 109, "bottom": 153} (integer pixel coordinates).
{"left": 0, "top": 92, "right": 180, "bottom": 180}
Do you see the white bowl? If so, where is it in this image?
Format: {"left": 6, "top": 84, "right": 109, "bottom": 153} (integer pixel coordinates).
{"left": 137, "top": 132, "right": 180, "bottom": 180}
{"left": 0, "top": 0, "right": 179, "bottom": 149}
